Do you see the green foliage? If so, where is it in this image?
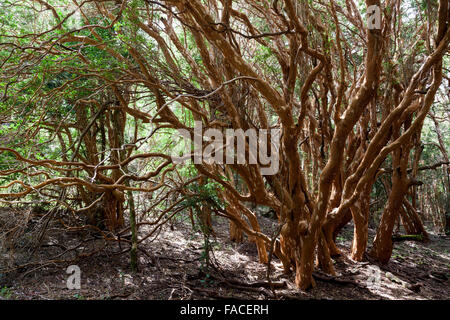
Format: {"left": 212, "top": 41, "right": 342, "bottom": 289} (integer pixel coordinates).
{"left": 73, "top": 293, "right": 85, "bottom": 300}
{"left": 183, "top": 180, "right": 224, "bottom": 210}
{"left": 0, "top": 286, "right": 12, "bottom": 300}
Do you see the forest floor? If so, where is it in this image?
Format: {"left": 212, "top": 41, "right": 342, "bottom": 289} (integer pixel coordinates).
{"left": 0, "top": 211, "right": 449, "bottom": 300}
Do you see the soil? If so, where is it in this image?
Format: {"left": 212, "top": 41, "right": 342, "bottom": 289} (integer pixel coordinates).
{"left": 0, "top": 211, "right": 448, "bottom": 300}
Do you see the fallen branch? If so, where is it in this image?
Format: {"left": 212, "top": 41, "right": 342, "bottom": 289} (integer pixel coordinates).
{"left": 392, "top": 234, "right": 424, "bottom": 242}
{"left": 312, "top": 272, "right": 359, "bottom": 286}
{"left": 225, "top": 278, "right": 287, "bottom": 289}
{"left": 190, "top": 287, "right": 243, "bottom": 299}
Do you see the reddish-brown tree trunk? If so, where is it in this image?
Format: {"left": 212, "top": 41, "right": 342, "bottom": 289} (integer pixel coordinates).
{"left": 403, "top": 198, "right": 429, "bottom": 240}
{"left": 229, "top": 221, "right": 243, "bottom": 242}
{"left": 369, "top": 175, "right": 407, "bottom": 263}
{"left": 350, "top": 184, "right": 372, "bottom": 261}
